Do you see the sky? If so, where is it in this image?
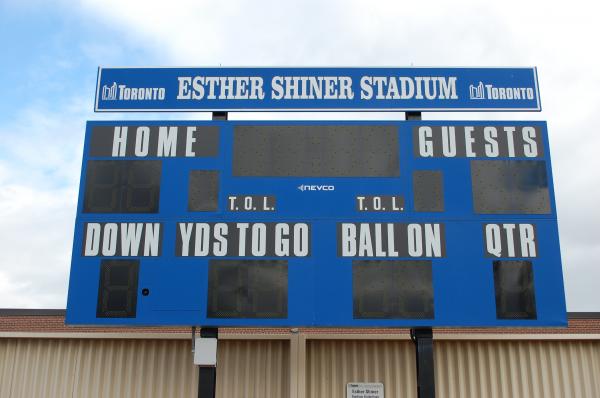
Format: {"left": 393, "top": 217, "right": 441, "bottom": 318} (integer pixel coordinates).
{"left": 0, "top": 0, "right": 598, "bottom": 311}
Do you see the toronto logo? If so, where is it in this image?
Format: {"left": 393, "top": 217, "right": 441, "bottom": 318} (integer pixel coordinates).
{"left": 101, "top": 82, "right": 118, "bottom": 100}
{"left": 469, "top": 81, "right": 535, "bottom": 101}
{"left": 100, "top": 82, "right": 166, "bottom": 101}
{"left": 469, "top": 81, "right": 485, "bottom": 99}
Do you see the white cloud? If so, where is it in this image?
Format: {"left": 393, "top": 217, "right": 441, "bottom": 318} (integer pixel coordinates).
{"left": 2, "top": 0, "right": 599, "bottom": 311}
{"left": 0, "top": 98, "right": 90, "bottom": 308}
{"left": 0, "top": 184, "right": 76, "bottom": 308}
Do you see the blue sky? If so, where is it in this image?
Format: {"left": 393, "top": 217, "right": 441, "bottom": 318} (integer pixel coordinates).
{"left": 1, "top": 4, "right": 130, "bottom": 114}
{"left": 0, "top": 0, "right": 599, "bottom": 310}
{"left": 0, "top": 1, "right": 159, "bottom": 307}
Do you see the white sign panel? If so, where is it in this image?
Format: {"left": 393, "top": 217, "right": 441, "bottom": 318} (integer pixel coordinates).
{"left": 193, "top": 337, "right": 217, "bottom": 366}
{"left": 347, "top": 382, "right": 384, "bottom": 398}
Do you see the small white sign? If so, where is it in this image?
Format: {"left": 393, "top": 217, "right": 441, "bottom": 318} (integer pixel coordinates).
{"left": 346, "top": 382, "right": 384, "bottom": 398}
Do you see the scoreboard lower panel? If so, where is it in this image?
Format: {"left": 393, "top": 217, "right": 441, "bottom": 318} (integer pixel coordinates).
{"left": 66, "top": 120, "right": 567, "bottom": 327}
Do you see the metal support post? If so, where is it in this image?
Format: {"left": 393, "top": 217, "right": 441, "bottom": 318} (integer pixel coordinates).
{"left": 197, "top": 327, "right": 218, "bottom": 398}
{"left": 406, "top": 110, "right": 435, "bottom": 398}
{"left": 197, "top": 110, "right": 225, "bottom": 398}
{"left": 405, "top": 111, "right": 422, "bottom": 121}
{"left": 411, "top": 328, "right": 436, "bottom": 398}
{"left": 212, "top": 111, "right": 228, "bottom": 121}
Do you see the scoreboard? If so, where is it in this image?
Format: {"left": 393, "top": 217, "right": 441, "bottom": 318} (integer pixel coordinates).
{"left": 65, "top": 120, "right": 566, "bottom": 327}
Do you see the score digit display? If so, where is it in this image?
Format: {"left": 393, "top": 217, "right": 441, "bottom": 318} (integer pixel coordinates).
{"left": 84, "top": 160, "right": 161, "bottom": 213}
{"left": 66, "top": 120, "right": 566, "bottom": 327}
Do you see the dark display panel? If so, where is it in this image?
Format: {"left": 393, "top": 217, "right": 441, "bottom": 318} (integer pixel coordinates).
{"left": 413, "top": 170, "right": 444, "bottom": 212}
{"left": 233, "top": 125, "right": 399, "bottom": 177}
{"left": 207, "top": 260, "right": 288, "bottom": 318}
{"left": 188, "top": 170, "right": 219, "bottom": 211}
{"left": 84, "top": 160, "right": 161, "bottom": 213}
{"left": 493, "top": 260, "right": 537, "bottom": 319}
{"left": 353, "top": 260, "right": 434, "bottom": 319}
{"left": 471, "top": 160, "right": 550, "bottom": 214}
{"left": 96, "top": 260, "right": 139, "bottom": 318}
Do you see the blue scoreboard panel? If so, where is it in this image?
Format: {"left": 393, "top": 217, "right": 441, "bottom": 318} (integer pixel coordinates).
{"left": 66, "top": 120, "right": 566, "bottom": 327}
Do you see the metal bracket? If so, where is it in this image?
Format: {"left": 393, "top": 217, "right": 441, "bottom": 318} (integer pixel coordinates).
{"left": 192, "top": 326, "right": 196, "bottom": 352}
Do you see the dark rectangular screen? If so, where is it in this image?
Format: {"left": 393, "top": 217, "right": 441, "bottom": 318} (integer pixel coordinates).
{"left": 471, "top": 160, "right": 550, "bottom": 214}
{"left": 97, "top": 260, "right": 139, "bottom": 318}
{"left": 207, "top": 260, "right": 288, "bottom": 318}
{"left": 413, "top": 170, "right": 444, "bottom": 212}
{"left": 84, "top": 160, "right": 161, "bottom": 213}
{"left": 233, "top": 125, "right": 399, "bottom": 177}
{"left": 494, "top": 260, "right": 537, "bottom": 319}
{"left": 188, "top": 170, "right": 219, "bottom": 211}
{"left": 353, "top": 260, "right": 434, "bottom": 319}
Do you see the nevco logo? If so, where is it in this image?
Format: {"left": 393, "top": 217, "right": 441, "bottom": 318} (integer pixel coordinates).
{"left": 469, "top": 81, "right": 535, "bottom": 101}
{"left": 101, "top": 82, "right": 166, "bottom": 101}
{"left": 298, "top": 185, "right": 335, "bottom": 192}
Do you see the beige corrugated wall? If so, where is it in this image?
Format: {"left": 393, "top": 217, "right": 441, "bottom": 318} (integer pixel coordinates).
{"left": 435, "top": 340, "right": 600, "bottom": 398}
{"left": 0, "top": 338, "right": 198, "bottom": 398}
{"left": 306, "top": 340, "right": 416, "bottom": 398}
{"left": 2, "top": 335, "right": 600, "bottom": 398}
{"left": 305, "top": 338, "right": 600, "bottom": 398}
{"left": 0, "top": 337, "right": 290, "bottom": 398}
{"left": 216, "top": 339, "right": 290, "bottom": 398}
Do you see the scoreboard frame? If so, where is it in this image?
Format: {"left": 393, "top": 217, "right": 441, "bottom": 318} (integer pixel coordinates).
{"left": 66, "top": 120, "right": 566, "bottom": 327}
